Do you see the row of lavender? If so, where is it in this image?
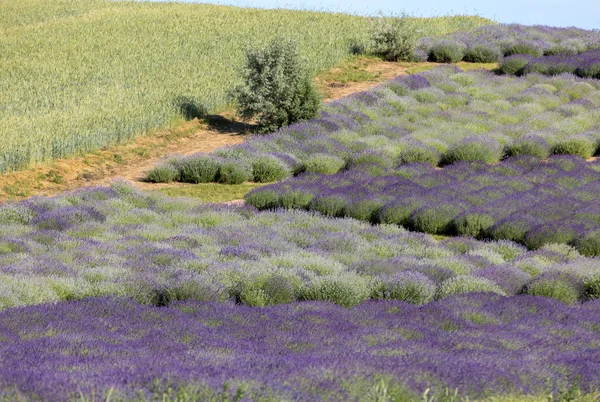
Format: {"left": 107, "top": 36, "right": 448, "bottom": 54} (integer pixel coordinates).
{"left": 500, "top": 48, "right": 600, "bottom": 78}
{"left": 416, "top": 24, "right": 600, "bottom": 76}
{"left": 0, "top": 182, "right": 599, "bottom": 309}
{"left": 246, "top": 155, "right": 600, "bottom": 253}
{"left": 1, "top": 295, "right": 599, "bottom": 400}
{"left": 147, "top": 67, "right": 600, "bottom": 184}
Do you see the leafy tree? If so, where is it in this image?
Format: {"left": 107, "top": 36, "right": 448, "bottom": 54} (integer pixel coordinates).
{"left": 233, "top": 39, "right": 320, "bottom": 133}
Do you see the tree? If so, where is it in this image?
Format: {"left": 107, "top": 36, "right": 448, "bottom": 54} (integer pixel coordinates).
{"left": 233, "top": 39, "right": 320, "bottom": 133}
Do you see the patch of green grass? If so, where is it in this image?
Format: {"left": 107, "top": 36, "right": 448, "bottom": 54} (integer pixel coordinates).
{"left": 154, "top": 183, "right": 263, "bottom": 203}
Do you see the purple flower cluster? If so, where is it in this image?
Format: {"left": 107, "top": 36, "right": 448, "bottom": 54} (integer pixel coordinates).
{"left": 419, "top": 23, "right": 600, "bottom": 63}
{"left": 247, "top": 155, "right": 600, "bottom": 251}
{"left": 0, "top": 295, "right": 599, "bottom": 400}
{"left": 500, "top": 48, "right": 600, "bottom": 78}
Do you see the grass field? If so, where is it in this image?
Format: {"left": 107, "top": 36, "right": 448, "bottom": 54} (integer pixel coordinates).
{"left": 0, "top": 0, "right": 492, "bottom": 174}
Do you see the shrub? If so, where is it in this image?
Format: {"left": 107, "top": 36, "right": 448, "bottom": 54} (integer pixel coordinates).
{"left": 146, "top": 163, "right": 180, "bottom": 183}
{"left": 551, "top": 136, "right": 597, "bottom": 159}
{"left": 232, "top": 39, "right": 320, "bottom": 133}
{"left": 504, "top": 41, "right": 544, "bottom": 57}
{"left": 252, "top": 156, "right": 290, "bottom": 183}
{"left": 370, "top": 14, "right": 419, "bottom": 62}
{"left": 453, "top": 211, "right": 495, "bottom": 238}
{"left": 443, "top": 137, "right": 503, "bottom": 165}
{"left": 437, "top": 275, "right": 506, "bottom": 299}
{"left": 345, "top": 199, "right": 384, "bottom": 223}
{"left": 310, "top": 195, "right": 348, "bottom": 218}
{"left": 410, "top": 204, "right": 464, "bottom": 235}
{"left": 304, "top": 153, "right": 346, "bottom": 174}
{"left": 526, "top": 272, "right": 582, "bottom": 304}
{"left": 576, "top": 61, "right": 600, "bottom": 79}
{"left": 583, "top": 273, "right": 600, "bottom": 300}
{"left": 487, "top": 215, "right": 540, "bottom": 243}
{"left": 217, "top": 160, "right": 252, "bottom": 184}
{"left": 428, "top": 40, "right": 466, "bottom": 63}
{"left": 374, "top": 271, "right": 436, "bottom": 305}
{"left": 179, "top": 156, "right": 220, "bottom": 183}
{"left": 378, "top": 199, "right": 424, "bottom": 227}
{"left": 280, "top": 190, "right": 314, "bottom": 210}
{"left": 399, "top": 144, "right": 441, "bottom": 166}
{"left": 499, "top": 55, "right": 531, "bottom": 76}
{"left": 574, "top": 230, "right": 600, "bottom": 257}
{"left": 245, "top": 190, "right": 281, "bottom": 210}
{"left": 504, "top": 136, "right": 551, "bottom": 159}
{"left": 524, "top": 224, "right": 580, "bottom": 250}
{"left": 463, "top": 43, "right": 502, "bottom": 63}
{"left": 238, "top": 273, "right": 298, "bottom": 306}
{"left": 298, "top": 273, "right": 371, "bottom": 307}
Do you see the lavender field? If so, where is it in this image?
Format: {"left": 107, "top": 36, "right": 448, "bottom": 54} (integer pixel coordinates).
{"left": 246, "top": 155, "right": 600, "bottom": 251}
{"left": 417, "top": 24, "right": 600, "bottom": 77}
{"left": 4, "top": 11, "right": 600, "bottom": 400}
{"left": 4, "top": 182, "right": 600, "bottom": 311}
{"left": 149, "top": 66, "right": 600, "bottom": 185}
{"left": 1, "top": 295, "right": 599, "bottom": 400}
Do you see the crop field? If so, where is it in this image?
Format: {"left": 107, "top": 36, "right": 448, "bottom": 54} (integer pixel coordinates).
{"left": 247, "top": 155, "right": 600, "bottom": 251}
{"left": 1, "top": 295, "right": 599, "bottom": 400}
{"left": 0, "top": 0, "right": 491, "bottom": 173}
{"left": 3, "top": 2, "right": 600, "bottom": 400}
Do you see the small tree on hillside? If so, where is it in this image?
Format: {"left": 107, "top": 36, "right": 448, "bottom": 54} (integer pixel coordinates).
{"left": 371, "top": 13, "right": 420, "bottom": 62}
{"left": 233, "top": 39, "right": 321, "bottom": 133}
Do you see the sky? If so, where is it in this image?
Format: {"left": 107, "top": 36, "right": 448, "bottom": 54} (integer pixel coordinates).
{"left": 164, "top": 0, "right": 600, "bottom": 30}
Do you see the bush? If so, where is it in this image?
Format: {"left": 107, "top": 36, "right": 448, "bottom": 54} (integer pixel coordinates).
{"left": 217, "top": 160, "right": 252, "bottom": 184}
{"left": 399, "top": 144, "right": 441, "bottom": 166}
{"left": 576, "top": 61, "right": 600, "bottom": 79}
{"left": 232, "top": 39, "right": 320, "bottom": 133}
{"left": 428, "top": 40, "right": 466, "bottom": 63}
{"left": 245, "top": 190, "right": 281, "bottom": 210}
{"left": 526, "top": 272, "right": 582, "bottom": 304}
{"left": 487, "top": 215, "right": 540, "bottom": 243}
{"left": 504, "top": 41, "right": 544, "bottom": 57}
{"left": 583, "top": 273, "right": 600, "bottom": 300}
{"left": 524, "top": 224, "right": 580, "bottom": 250}
{"left": 298, "top": 273, "right": 371, "bottom": 307}
{"left": 504, "top": 136, "right": 551, "bottom": 159}
{"left": 410, "top": 204, "right": 464, "bottom": 235}
{"left": 551, "top": 136, "right": 597, "bottom": 159}
{"left": 179, "top": 156, "right": 220, "bottom": 183}
{"left": 443, "top": 138, "right": 503, "bottom": 165}
{"left": 345, "top": 199, "right": 384, "bottom": 223}
{"left": 453, "top": 212, "right": 495, "bottom": 238}
{"left": 280, "top": 190, "right": 314, "bottom": 210}
{"left": 310, "top": 195, "right": 348, "bottom": 218}
{"left": 146, "top": 163, "right": 180, "bottom": 183}
{"left": 304, "top": 153, "right": 346, "bottom": 174}
{"left": 378, "top": 199, "right": 424, "bottom": 227}
{"left": 374, "top": 271, "right": 436, "bottom": 305}
{"left": 499, "top": 55, "right": 531, "bottom": 76}
{"left": 437, "top": 275, "right": 506, "bottom": 299}
{"left": 252, "top": 156, "right": 291, "bottom": 183}
{"left": 574, "top": 230, "right": 600, "bottom": 257}
{"left": 463, "top": 43, "right": 502, "bottom": 63}
{"left": 371, "top": 14, "right": 419, "bottom": 62}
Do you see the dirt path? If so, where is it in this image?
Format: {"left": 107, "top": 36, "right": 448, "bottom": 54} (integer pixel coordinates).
{"left": 0, "top": 58, "right": 411, "bottom": 202}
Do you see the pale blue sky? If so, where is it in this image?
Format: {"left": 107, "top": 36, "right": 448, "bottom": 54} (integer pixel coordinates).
{"left": 159, "top": 0, "right": 600, "bottom": 30}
